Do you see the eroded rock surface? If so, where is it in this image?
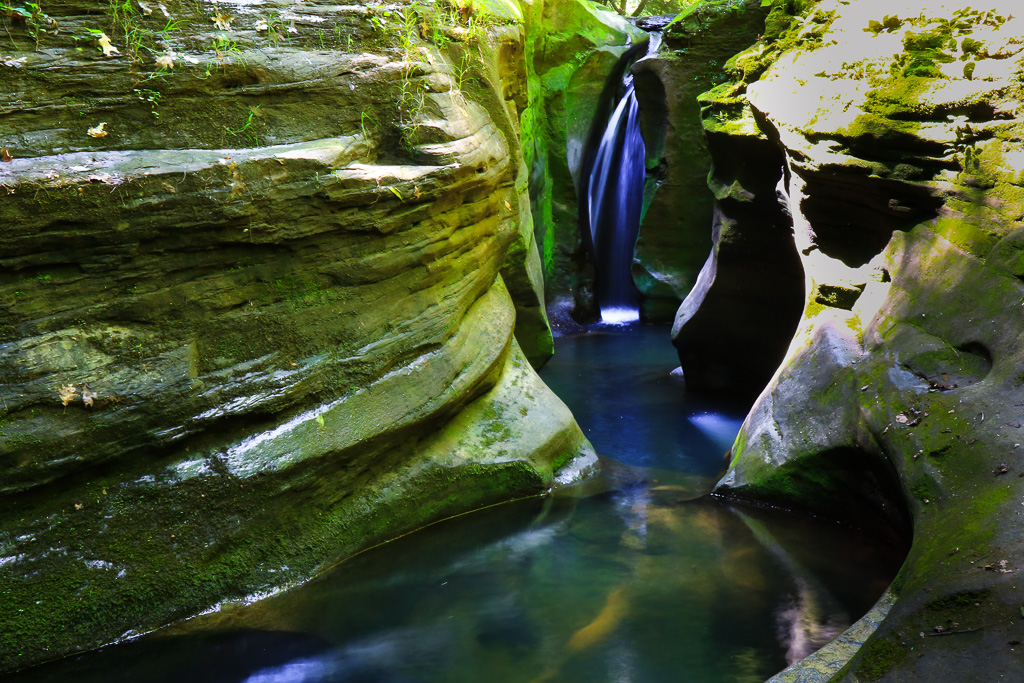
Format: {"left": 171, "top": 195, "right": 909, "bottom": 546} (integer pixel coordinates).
{"left": 0, "top": 0, "right": 592, "bottom": 672}
{"left": 679, "top": 0, "right": 1024, "bottom": 679}
{"left": 633, "top": 0, "right": 773, "bottom": 321}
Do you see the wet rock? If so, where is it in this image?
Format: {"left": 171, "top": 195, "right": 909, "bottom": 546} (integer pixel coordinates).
{"left": 0, "top": 0, "right": 592, "bottom": 672}
{"left": 690, "top": 0, "right": 1024, "bottom": 680}
{"left": 632, "top": 0, "right": 772, "bottom": 321}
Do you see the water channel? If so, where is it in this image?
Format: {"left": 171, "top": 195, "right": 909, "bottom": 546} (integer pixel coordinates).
{"left": 15, "top": 324, "right": 905, "bottom": 683}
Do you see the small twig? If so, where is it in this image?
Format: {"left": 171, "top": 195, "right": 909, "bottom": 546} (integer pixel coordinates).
{"left": 967, "top": 550, "right": 995, "bottom": 564}
{"left": 927, "top": 619, "right": 1011, "bottom": 636}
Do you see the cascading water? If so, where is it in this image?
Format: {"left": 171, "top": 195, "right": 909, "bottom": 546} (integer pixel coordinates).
{"left": 582, "top": 35, "right": 660, "bottom": 325}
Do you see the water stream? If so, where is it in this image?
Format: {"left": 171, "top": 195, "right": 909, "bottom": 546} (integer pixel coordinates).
{"left": 582, "top": 40, "right": 656, "bottom": 324}
{"left": 14, "top": 324, "right": 905, "bottom": 683}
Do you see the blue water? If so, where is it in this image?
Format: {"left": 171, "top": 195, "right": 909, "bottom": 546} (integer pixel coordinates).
{"left": 11, "top": 325, "right": 904, "bottom": 683}
{"left": 585, "top": 49, "right": 649, "bottom": 323}
{"left": 542, "top": 323, "right": 746, "bottom": 478}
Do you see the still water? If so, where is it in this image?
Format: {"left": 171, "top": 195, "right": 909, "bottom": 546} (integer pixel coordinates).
{"left": 15, "top": 324, "right": 904, "bottom": 683}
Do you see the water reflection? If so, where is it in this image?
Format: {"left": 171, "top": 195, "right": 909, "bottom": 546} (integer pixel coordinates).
{"left": 16, "top": 491, "right": 903, "bottom": 683}
{"left": 540, "top": 324, "right": 747, "bottom": 475}
{"left": 13, "top": 325, "right": 904, "bottom": 683}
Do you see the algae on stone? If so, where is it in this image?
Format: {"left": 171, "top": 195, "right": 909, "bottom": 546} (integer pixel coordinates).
{"left": 0, "top": 0, "right": 598, "bottom": 672}
{"left": 675, "top": 0, "right": 1024, "bottom": 680}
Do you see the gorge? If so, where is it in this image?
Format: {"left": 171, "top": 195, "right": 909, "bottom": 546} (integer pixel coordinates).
{"left": 3, "top": 0, "right": 1024, "bottom": 681}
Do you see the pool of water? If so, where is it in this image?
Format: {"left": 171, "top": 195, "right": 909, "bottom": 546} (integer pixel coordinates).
{"left": 14, "top": 324, "right": 905, "bottom": 683}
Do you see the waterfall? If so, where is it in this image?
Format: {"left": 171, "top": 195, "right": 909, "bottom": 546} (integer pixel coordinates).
{"left": 582, "top": 37, "right": 658, "bottom": 325}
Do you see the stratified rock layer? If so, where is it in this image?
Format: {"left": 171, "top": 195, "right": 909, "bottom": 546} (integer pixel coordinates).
{"left": 633, "top": 0, "right": 772, "bottom": 322}
{"left": 680, "top": 0, "right": 1024, "bottom": 680}
{"left": 0, "top": 0, "right": 591, "bottom": 673}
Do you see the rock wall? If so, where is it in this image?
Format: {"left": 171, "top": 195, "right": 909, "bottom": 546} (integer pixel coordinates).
{"left": 633, "top": 0, "right": 771, "bottom": 321}
{"left": 520, "top": 0, "right": 644, "bottom": 321}
{"left": 677, "top": 0, "right": 1024, "bottom": 679}
{"left": 0, "top": 0, "right": 593, "bottom": 672}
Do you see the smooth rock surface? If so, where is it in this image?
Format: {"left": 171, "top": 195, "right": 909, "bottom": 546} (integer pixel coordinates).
{"left": 684, "top": 1, "right": 1024, "bottom": 679}
{"left": 0, "top": 0, "right": 592, "bottom": 673}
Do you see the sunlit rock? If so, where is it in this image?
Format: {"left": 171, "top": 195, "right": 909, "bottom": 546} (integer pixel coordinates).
{"left": 0, "top": 0, "right": 591, "bottom": 672}
{"left": 678, "top": 0, "right": 1024, "bottom": 680}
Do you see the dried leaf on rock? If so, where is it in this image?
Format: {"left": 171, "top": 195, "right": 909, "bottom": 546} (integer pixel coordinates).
{"left": 1, "top": 147, "right": 11, "bottom": 162}
{"left": 155, "top": 53, "right": 175, "bottom": 70}
{"left": 81, "top": 383, "right": 98, "bottom": 408}
{"left": 212, "top": 12, "right": 233, "bottom": 30}
{"left": 59, "top": 384, "right": 77, "bottom": 406}
{"left": 87, "top": 122, "right": 109, "bottom": 138}
{"left": 97, "top": 33, "right": 120, "bottom": 57}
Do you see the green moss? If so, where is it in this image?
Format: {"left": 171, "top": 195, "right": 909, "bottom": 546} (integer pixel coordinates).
{"left": 925, "top": 589, "right": 989, "bottom": 613}
{"left": 909, "top": 472, "right": 941, "bottom": 503}
{"left": 855, "top": 637, "right": 905, "bottom": 681}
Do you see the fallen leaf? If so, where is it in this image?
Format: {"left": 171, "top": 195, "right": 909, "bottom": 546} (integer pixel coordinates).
{"left": 87, "top": 122, "right": 108, "bottom": 138}
{"left": 895, "top": 413, "right": 908, "bottom": 424}
{"left": 413, "top": 186, "right": 422, "bottom": 200}
{"left": 161, "top": 181, "right": 177, "bottom": 193}
{"left": 315, "top": 414, "right": 325, "bottom": 429}
{"left": 74, "top": 503, "right": 83, "bottom": 511}
{"left": 212, "top": 12, "right": 232, "bottom": 30}
{"left": 503, "top": 200, "right": 512, "bottom": 211}
{"left": 155, "top": 53, "right": 175, "bottom": 70}
{"left": 96, "top": 33, "right": 120, "bottom": 57}
{"left": 59, "top": 384, "right": 77, "bottom": 406}
{"left": 81, "top": 383, "right": 98, "bottom": 408}
{"left": 1, "top": 147, "right": 11, "bottom": 162}
{"left": 389, "top": 187, "right": 404, "bottom": 201}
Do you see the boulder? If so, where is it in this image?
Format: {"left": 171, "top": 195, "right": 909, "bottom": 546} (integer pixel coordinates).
{"left": 684, "top": 0, "right": 1024, "bottom": 679}
{"left": 633, "top": 0, "right": 773, "bottom": 322}
{"left": 0, "top": 0, "right": 592, "bottom": 672}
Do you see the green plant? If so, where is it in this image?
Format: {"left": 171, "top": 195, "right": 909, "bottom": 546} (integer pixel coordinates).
{"left": 259, "top": 11, "right": 288, "bottom": 45}
{"left": 360, "top": 111, "right": 377, "bottom": 138}
{"left": 1, "top": 1, "right": 56, "bottom": 48}
{"left": 398, "top": 0, "right": 420, "bottom": 55}
{"left": 226, "top": 106, "right": 261, "bottom": 145}
{"left": 133, "top": 87, "right": 162, "bottom": 118}
{"left": 452, "top": 50, "right": 471, "bottom": 91}
{"left": 398, "top": 76, "right": 428, "bottom": 152}
{"left": 212, "top": 34, "right": 246, "bottom": 67}
{"left": 366, "top": 4, "right": 391, "bottom": 37}
{"left": 105, "top": 0, "right": 184, "bottom": 64}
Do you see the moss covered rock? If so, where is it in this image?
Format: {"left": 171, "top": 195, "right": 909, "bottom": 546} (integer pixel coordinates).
{"left": 0, "top": 0, "right": 595, "bottom": 672}
{"left": 632, "top": 0, "right": 771, "bottom": 321}
{"left": 678, "top": 0, "right": 1024, "bottom": 679}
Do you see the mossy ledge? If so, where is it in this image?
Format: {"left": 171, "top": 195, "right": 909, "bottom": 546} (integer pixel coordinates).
{"left": 684, "top": 0, "right": 1024, "bottom": 680}
{"left": 0, "top": 0, "right": 599, "bottom": 673}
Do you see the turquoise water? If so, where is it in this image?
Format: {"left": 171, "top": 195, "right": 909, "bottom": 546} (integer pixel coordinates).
{"left": 14, "top": 324, "right": 905, "bottom": 682}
